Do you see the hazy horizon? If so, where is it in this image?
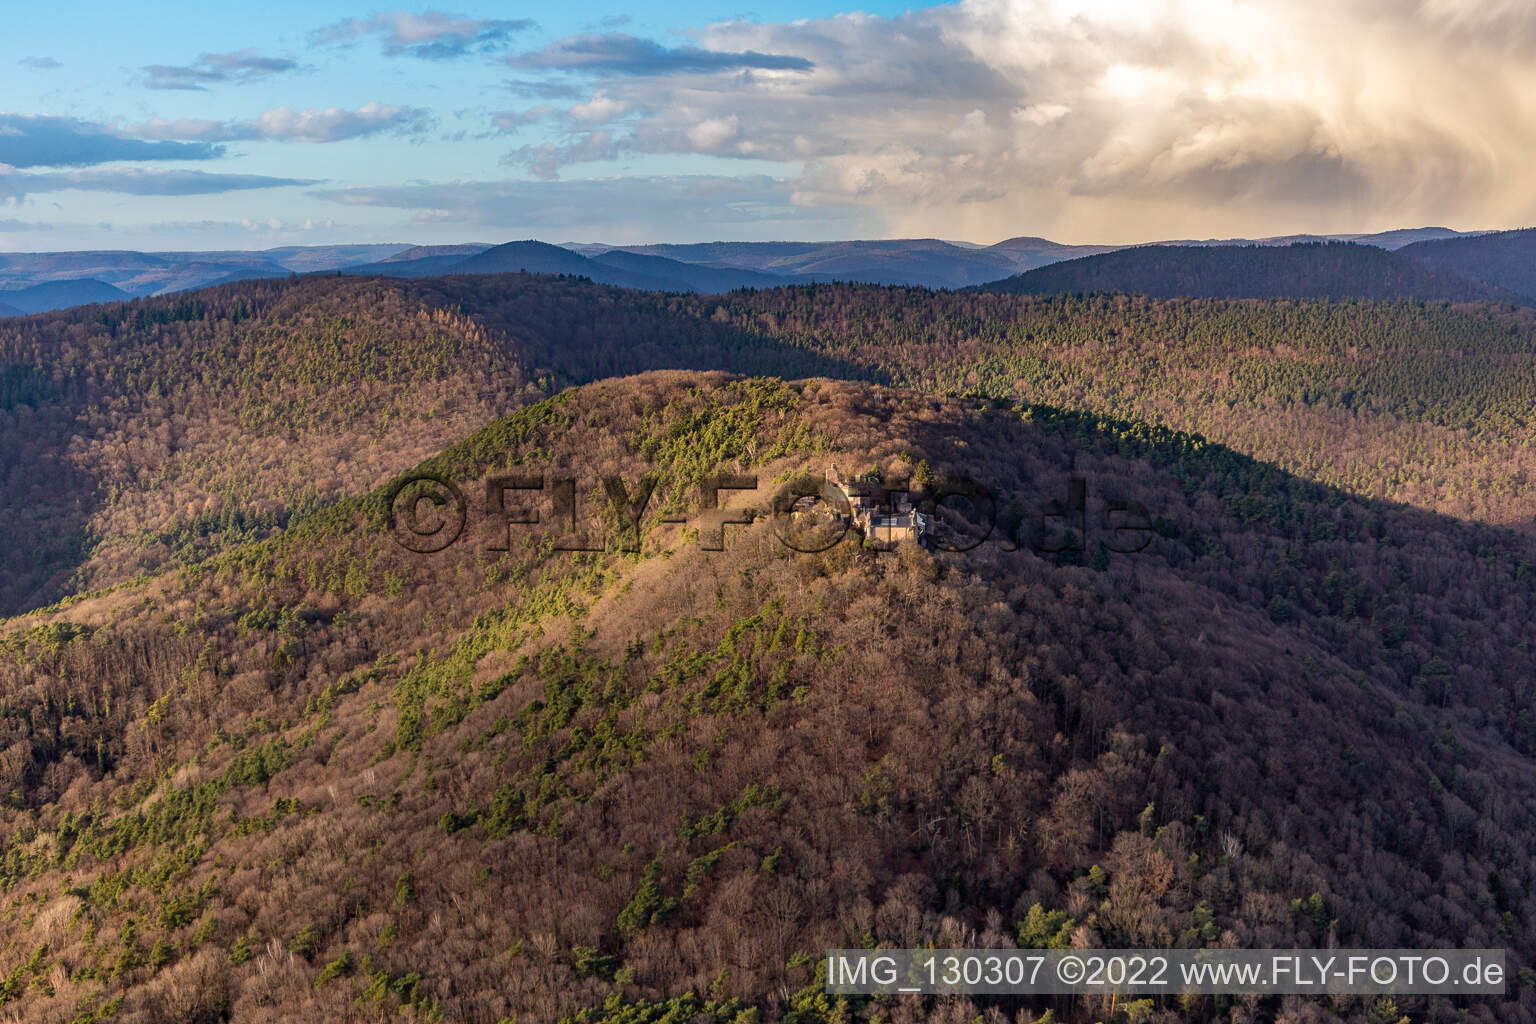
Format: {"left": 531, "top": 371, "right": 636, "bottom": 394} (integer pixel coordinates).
{"left": 0, "top": 224, "right": 1515, "bottom": 256}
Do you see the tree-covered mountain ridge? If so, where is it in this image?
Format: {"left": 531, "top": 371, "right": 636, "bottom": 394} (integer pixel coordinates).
{"left": 1, "top": 371, "right": 1534, "bottom": 1023}
{"left": 976, "top": 241, "right": 1531, "bottom": 304}
{"left": 0, "top": 225, "right": 1509, "bottom": 313}
{"left": 6, "top": 273, "right": 1536, "bottom": 616}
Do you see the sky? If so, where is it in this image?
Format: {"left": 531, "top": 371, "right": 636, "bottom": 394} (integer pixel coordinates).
{"left": 4, "top": 0, "right": 1536, "bottom": 250}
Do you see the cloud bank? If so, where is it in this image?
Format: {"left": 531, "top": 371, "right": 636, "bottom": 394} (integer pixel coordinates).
{"left": 486, "top": 0, "right": 1536, "bottom": 240}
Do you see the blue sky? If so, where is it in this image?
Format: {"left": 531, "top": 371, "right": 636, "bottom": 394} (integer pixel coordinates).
{"left": 4, "top": 0, "right": 1536, "bottom": 250}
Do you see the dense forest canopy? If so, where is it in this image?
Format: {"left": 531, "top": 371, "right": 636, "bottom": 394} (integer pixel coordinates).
{"left": 1399, "top": 229, "right": 1536, "bottom": 303}
{"left": 0, "top": 371, "right": 1533, "bottom": 1023}
{"left": 975, "top": 242, "right": 1528, "bottom": 304}
{"left": 3, "top": 272, "right": 1536, "bottom": 1021}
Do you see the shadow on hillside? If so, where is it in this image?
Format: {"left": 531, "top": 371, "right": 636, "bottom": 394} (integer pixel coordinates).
{"left": 409, "top": 274, "right": 892, "bottom": 392}
{"left": 0, "top": 439, "right": 98, "bottom": 618}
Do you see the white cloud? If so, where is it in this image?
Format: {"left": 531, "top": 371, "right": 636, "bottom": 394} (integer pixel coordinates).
{"left": 569, "top": 93, "right": 632, "bottom": 124}
{"left": 687, "top": 116, "right": 741, "bottom": 152}
{"left": 1016, "top": 104, "right": 1070, "bottom": 127}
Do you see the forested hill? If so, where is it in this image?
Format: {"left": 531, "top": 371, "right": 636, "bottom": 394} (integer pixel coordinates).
{"left": 8, "top": 273, "right": 1536, "bottom": 616}
{"left": 0, "top": 371, "right": 1534, "bottom": 1022}
{"left": 0, "top": 279, "right": 133, "bottom": 315}
{"left": 1399, "top": 227, "right": 1536, "bottom": 303}
{"left": 976, "top": 241, "right": 1526, "bottom": 304}
{"left": 0, "top": 275, "right": 859, "bottom": 615}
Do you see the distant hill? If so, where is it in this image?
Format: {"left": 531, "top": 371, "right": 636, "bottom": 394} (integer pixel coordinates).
{"left": 259, "top": 243, "right": 413, "bottom": 272}
{"left": 454, "top": 239, "right": 603, "bottom": 276}
{"left": 0, "top": 250, "right": 176, "bottom": 297}
{"left": 744, "top": 238, "right": 1018, "bottom": 286}
{"left": 598, "top": 238, "right": 1029, "bottom": 287}
{"left": 587, "top": 248, "right": 801, "bottom": 290}
{"left": 575, "top": 230, "right": 1471, "bottom": 288}
{"left": 984, "top": 235, "right": 1122, "bottom": 270}
{"left": 339, "top": 254, "right": 484, "bottom": 278}
{"left": 380, "top": 243, "right": 495, "bottom": 263}
{"left": 0, "top": 277, "right": 132, "bottom": 314}
{"left": 447, "top": 239, "right": 797, "bottom": 292}
{"left": 0, "top": 228, "right": 1508, "bottom": 314}
{"left": 1336, "top": 225, "right": 1473, "bottom": 249}
{"left": 339, "top": 239, "right": 791, "bottom": 290}
{"left": 0, "top": 245, "right": 412, "bottom": 300}
{"left": 1163, "top": 226, "right": 1473, "bottom": 250}
{"left": 1399, "top": 227, "right": 1536, "bottom": 302}
{"left": 133, "top": 257, "right": 291, "bottom": 293}
{"left": 0, "top": 301, "right": 21, "bottom": 317}
{"left": 976, "top": 241, "right": 1526, "bottom": 303}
